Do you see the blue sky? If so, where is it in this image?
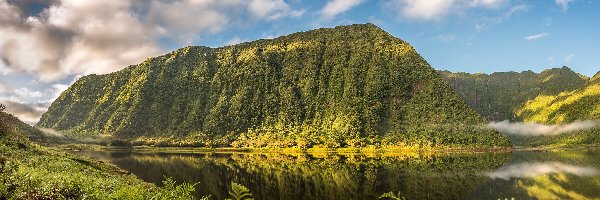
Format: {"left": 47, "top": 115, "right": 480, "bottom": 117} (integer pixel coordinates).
{"left": 0, "top": 0, "right": 598, "bottom": 123}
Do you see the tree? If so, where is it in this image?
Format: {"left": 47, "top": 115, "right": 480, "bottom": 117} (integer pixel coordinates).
{"left": 0, "top": 104, "right": 5, "bottom": 112}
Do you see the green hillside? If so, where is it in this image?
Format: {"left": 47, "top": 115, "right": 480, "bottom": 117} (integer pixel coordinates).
{"left": 441, "top": 68, "right": 600, "bottom": 147}
{"left": 439, "top": 67, "right": 588, "bottom": 121}
{"left": 37, "top": 24, "right": 509, "bottom": 149}
{"left": 1, "top": 111, "right": 197, "bottom": 199}
{"left": 513, "top": 71, "right": 600, "bottom": 147}
{"left": 518, "top": 71, "right": 600, "bottom": 124}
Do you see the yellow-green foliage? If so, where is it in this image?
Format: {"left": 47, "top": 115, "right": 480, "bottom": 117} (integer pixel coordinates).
{"left": 226, "top": 182, "right": 253, "bottom": 200}
{"left": 517, "top": 83, "right": 600, "bottom": 124}
{"left": 516, "top": 174, "right": 600, "bottom": 200}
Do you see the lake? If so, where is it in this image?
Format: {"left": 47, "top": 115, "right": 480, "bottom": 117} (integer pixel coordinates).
{"left": 72, "top": 149, "right": 600, "bottom": 200}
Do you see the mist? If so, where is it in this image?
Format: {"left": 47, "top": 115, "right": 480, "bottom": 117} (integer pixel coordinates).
{"left": 487, "top": 162, "right": 600, "bottom": 180}
{"left": 487, "top": 120, "right": 599, "bottom": 136}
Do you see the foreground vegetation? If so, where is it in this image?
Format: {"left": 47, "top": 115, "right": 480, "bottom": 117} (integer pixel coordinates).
{"left": 38, "top": 23, "right": 510, "bottom": 149}
{"left": 0, "top": 111, "right": 200, "bottom": 199}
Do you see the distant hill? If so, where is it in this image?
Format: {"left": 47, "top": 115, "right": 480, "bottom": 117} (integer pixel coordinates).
{"left": 37, "top": 24, "right": 509, "bottom": 148}
{"left": 441, "top": 68, "right": 600, "bottom": 147}
{"left": 518, "top": 70, "right": 600, "bottom": 124}
{"left": 439, "top": 67, "right": 588, "bottom": 121}
{"left": 0, "top": 110, "right": 45, "bottom": 142}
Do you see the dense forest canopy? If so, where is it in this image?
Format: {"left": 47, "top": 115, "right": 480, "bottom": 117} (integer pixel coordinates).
{"left": 37, "top": 23, "right": 509, "bottom": 148}
{"left": 439, "top": 67, "right": 588, "bottom": 122}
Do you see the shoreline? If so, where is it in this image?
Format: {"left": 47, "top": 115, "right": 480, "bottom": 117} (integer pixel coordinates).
{"left": 55, "top": 143, "right": 513, "bottom": 154}
{"left": 56, "top": 143, "right": 600, "bottom": 154}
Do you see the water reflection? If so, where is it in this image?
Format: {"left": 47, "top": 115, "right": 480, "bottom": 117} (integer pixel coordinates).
{"left": 72, "top": 149, "right": 600, "bottom": 200}
{"left": 73, "top": 151, "right": 510, "bottom": 200}
{"left": 470, "top": 149, "right": 600, "bottom": 200}
{"left": 487, "top": 162, "right": 600, "bottom": 180}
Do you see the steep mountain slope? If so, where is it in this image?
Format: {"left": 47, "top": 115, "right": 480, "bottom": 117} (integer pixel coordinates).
{"left": 38, "top": 24, "right": 509, "bottom": 148}
{"left": 439, "top": 67, "right": 588, "bottom": 121}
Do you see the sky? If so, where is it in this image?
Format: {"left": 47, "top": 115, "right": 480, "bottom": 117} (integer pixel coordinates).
{"left": 0, "top": 0, "right": 599, "bottom": 124}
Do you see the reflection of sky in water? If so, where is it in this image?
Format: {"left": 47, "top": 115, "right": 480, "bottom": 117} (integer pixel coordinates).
{"left": 487, "top": 162, "right": 600, "bottom": 180}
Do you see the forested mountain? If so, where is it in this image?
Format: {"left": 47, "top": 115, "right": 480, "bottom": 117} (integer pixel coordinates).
{"left": 37, "top": 24, "right": 509, "bottom": 148}
{"left": 439, "top": 67, "right": 588, "bottom": 121}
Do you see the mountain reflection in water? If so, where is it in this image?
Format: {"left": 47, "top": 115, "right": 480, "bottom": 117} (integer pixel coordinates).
{"left": 73, "top": 149, "right": 600, "bottom": 200}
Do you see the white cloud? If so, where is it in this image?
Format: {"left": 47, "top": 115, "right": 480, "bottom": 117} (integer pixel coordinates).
{"left": 0, "top": 98, "right": 47, "bottom": 125}
{"left": 0, "top": 0, "right": 162, "bottom": 82}
{"left": 224, "top": 36, "right": 246, "bottom": 46}
{"left": 555, "top": 0, "right": 575, "bottom": 12}
{"left": 487, "top": 120, "right": 598, "bottom": 136}
{"left": 261, "top": 33, "right": 281, "bottom": 39}
{"left": 524, "top": 33, "right": 549, "bottom": 41}
{"left": 248, "top": 0, "right": 304, "bottom": 20}
{"left": 321, "top": 0, "right": 364, "bottom": 19}
{"left": 146, "top": 0, "right": 303, "bottom": 44}
{"left": 13, "top": 87, "right": 43, "bottom": 99}
{"left": 0, "top": 0, "right": 304, "bottom": 82}
{"left": 470, "top": 0, "right": 506, "bottom": 8}
{"left": 488, "top": 162, "right": 599, "bottom": 180}
{"left": 387, "top": 0, "right": 509, "bottom": 21}
{"left": 393, "top": 0, "right": 455, "bottom": 21}
{"left": 565, "top": 54, "right": 574, "bottom": 62}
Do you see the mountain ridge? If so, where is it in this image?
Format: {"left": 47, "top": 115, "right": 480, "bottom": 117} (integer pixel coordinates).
{"left": 38, "top": 23, "right": 510, "bottom": 148}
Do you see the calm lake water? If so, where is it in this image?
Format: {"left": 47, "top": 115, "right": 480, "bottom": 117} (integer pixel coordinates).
{"left": 72, "top": 149, "right": 600, "bottom": 200}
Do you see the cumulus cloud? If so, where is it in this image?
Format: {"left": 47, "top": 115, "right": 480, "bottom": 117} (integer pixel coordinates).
{"left": 0, "top": 0, "right": 162, "bottom": 82}
{"left": 0, "top": 0, "right": 304, "bottom": 82}
{"left": 386, "top": 0, "right": 508, "bottom": 21}
{"left": 555, "top": 0, "right": 575, "bottom": 12}
{"left": 247, "top": 0, "right": 304, "bottom": 20}
{"left": 487, "top": 120, "right": 598, "bottom": 136}
{"left": 487, "top": 162, "right": 599, "bottom": 180}
{"left": 0, "top": 75, "right": 79, "bottom": 124}
{"left": 524, "top": 33, "right": 549, "bottom": 41}
{"left": 0, "top": 80, "right": 44, "bottom": 100}
{"left": 320, "top": 0, "right": 364, "bottom": 19}
{"left": 0, "top": 99, "right": 46, "bottom": 124}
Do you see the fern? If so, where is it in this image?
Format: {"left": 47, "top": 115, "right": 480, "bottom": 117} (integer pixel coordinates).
{"left": 379, "top": 191, "right": 406, "bottom": 200}
{"left": 156, "top": 177, "right": 198, "bottom": 200}
{"left": 226, "top": 182, "right": 253, "bottom": 200}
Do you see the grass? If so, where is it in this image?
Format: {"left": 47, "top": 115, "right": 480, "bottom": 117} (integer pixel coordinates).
{"left": 0, "top": 111, "right": 202, "bottom": 200}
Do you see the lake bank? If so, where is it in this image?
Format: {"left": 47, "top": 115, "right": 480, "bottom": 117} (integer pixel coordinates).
{"left": 53, "top": 143, "right": 513, "bottom": 155}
